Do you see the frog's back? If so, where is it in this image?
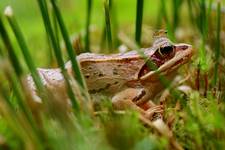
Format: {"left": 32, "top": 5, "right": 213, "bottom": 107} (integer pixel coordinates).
{"left": 77, "top": 51, "right": 140, "bottom": 62}
{"left": 71, "top": 51, "right": 147, "bottom": 95}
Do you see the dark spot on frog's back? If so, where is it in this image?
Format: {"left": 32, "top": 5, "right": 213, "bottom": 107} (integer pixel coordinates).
{"left": 91, "top": 71, "right": 104, "bottom": 77}
{"left": 98, "top": 73, "right": 104, "bottom": 77}
{"left": 113, "top": 68, "right": 118, "bottom": 75}
{"left": 88, "top": 66, "right": 93, "bottom": 70}
{"left": 89, "top": 83, "right": 111, "bottom": 93}
{"left": 85, "top": 75, "right": 90, "bottom": 79}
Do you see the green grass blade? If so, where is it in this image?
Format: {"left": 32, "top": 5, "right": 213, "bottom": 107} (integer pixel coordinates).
{"left": 156, "top": 2, "right": 163, "bottom": 28}
{"left": 52, "top": 10, "right": 60, "bottom": 64}
{"left": 0, "top": 71, "right": 15, "bottom": 110}
{"left": 213, "top": 1, "right": 221, "bottom": 86}
{"left": 160, "top": 0, "right": 175, "bottom": 41}
{"left": 104, "top": 0, "right": 113, "bottom": 50}
{"left": 100, "top": 27, "right": 106, "bottom": 50}
{"left": 135, "top": 0, "right": 144, "bottom": 46}
{"left": 187, "top": 0, "right": 196, "bottom": 26}
{"left": 4, "top": 6, "right": 45, "bottom": 96}
{"left": 0, "top": 17, "right": 34, "bottom": 128}
{"left": 85, "top": 0, "right": 92, "bottom": 52}
{"left": 36, "top": 0, "right": 80, "bottom": 111}
{"left": 0, "top": 89, "right": 44, "bottom": 150}
{"left": 199, "top": 0, "right": 207, "bottom": 71}
{"left": 207, "top": 0, "right": 213, "bottom": 17}
{"left": 37, "top": 0, "right": 64, "bottom": 68}
{"left": 172, "top": 0, "right": 182, "bottom": 32}
{"left": 0, "top": 16, "right": 44, "bottom": 147}
{"left": 50, "top": 0, "right": 86, "bottom": 90}
{"left": 110, "top": 0, "right": 119, "bottom": 48}
{"left": 6, "top": 72, "right": 40, "bottom": 134}
{"left": 0, "top": 17, "right": 23, "bottom": 76}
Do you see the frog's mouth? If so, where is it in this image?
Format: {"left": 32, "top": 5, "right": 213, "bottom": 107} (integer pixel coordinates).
{"left": 139, "top": 43, "right": 193, "bottom": 81}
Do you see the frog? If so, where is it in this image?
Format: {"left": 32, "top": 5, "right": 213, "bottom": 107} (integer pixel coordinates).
{"left": 27, "top": 31, "right": 193, "bottom": 120}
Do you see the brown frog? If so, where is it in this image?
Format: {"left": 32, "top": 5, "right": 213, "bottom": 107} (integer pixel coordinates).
{"left": 27, "top": 32, "right": 193, "bottom": 120}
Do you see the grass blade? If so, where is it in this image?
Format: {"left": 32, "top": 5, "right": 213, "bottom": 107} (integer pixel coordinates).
{"left": 0, "top": 17, "right": 23, "bottom": 76}
{"left": 0, "top": 16, "right": 34, "bottom": 127}
{"left": 50, "top": 0, "right": 86, "bottom": 90}
{"left": 110, "top": 0, "right": 119, "bottom": 48}
{"left": 104, "top": 0, "right": 113, "bottom": 51}
{"left": 85, "top": 0, "right": 92, "bottom": 52}
{"left": 199, "top": 0, "right": 207, "bottom": 71}
{"left": 100, "top": 27, "right": 106, "bottom": 50}
{"left": 4, "top": 6, "right": 45, "bottom": 97}
{"left": 172, "top": 0, "right": 182, "bottom": 32}
{"left": 213, "top": 1, "right": 221, "bottom": 86}
{"left": 135, "top": 0, "right": 144, "bottom": 46}
{"left": 160, "top": 0, "right": 175, "bottom": 41}
{"left": 0, "top": 15, "right": 45, "bottom": 148}
{"left": 36, "top": 0, "right": 80, "bottom": 111}
{"left": 5, "top": 71, "right": 38, "bottom": 133}
{"left": 187, "top": 0, "right": 196, "bottom": 26}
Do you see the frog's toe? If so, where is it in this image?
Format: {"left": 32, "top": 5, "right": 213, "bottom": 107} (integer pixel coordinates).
{"left": 144, "top": 105, "right": 164, "bottom": 121}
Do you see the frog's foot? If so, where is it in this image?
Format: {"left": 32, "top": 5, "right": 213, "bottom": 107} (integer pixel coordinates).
{"left": 136, "top": 101, "right": 164, "bottom": 120}
{"left": 144, "top": 105, "right": 164, "bottom": 121}
{"left": 112, "top": 88, "right": 146, "bottom": 110}
{"left": 112, "top": 88, "right": 164, "bottom": 121}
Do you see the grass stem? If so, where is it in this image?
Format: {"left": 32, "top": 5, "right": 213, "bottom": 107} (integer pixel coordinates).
{"left": 85, "top": 0, "right": 92, "bottom": 52}
{"left": 37, "top": 0, "right": 80, "bottom": 111}
{"left": 4, "top": 6, "right": 45, "bottom": 98}
{"left": 213, "top": 1, "right": 221, "bottom": 86}
{"left": 50, "top": 0, "right": 86, "bottom": 89}
{"left": 104, "top": 0, "right": 113, "bottom": 51}
{"left": 160, "top": 0, "right": 175, "bottom": 41}
{"left": 0, "top": 17, "right": 23, "bottom": 76}
{"left": 135, "top": 0, "right": 144, "bottom": 46}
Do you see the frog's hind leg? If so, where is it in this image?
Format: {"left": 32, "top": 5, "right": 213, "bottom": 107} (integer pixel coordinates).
{"left": 112, "top": 88, "right": 163, "bottom": 121}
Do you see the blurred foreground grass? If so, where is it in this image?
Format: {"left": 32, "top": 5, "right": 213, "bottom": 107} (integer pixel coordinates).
{"left": 0, "top": 0, "right": 225, "bottom": 150}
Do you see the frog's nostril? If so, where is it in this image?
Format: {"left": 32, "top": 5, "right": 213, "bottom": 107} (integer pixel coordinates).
{"left": 180, "top": 45, "right": 189, "bottom": 50}
{"left": 175, "top": 45, "right": 189, "bottom": 51}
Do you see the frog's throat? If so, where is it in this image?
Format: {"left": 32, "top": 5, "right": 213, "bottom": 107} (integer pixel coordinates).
{"left": 140, "top": 43, "right": 193, "bottom": 81}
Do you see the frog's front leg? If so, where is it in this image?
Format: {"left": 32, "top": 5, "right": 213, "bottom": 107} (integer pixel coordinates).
{"left": 112, "top": 88, "right": 163, "bottom": 120}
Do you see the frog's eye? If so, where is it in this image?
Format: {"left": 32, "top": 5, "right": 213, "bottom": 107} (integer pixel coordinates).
{"left": 158, "top": 45, "right": 174, "bottom": 57}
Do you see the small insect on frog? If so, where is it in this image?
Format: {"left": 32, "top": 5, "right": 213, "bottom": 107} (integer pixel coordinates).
{"left": 27, "top": 31, "right": 193, "bottom": 120}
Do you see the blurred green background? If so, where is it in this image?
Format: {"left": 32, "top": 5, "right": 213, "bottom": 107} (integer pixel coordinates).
{"left": 0, "top": 0, "right": 186, "bottom": 67}
{"left": 1, "top": 0, "right": 224, "bottom": 68}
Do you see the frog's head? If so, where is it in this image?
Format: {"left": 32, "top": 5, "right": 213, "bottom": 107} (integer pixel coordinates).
{"left": 139, "top": 36, "right": 193, "bottom": 82}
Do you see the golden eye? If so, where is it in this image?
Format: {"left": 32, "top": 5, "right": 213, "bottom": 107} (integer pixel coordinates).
{"left": 158, "top": 45, "right": 174, "bottom": 57}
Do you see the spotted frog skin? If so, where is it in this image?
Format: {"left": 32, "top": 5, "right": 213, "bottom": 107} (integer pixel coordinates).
{"left": 27, "top": 34, "right": 193, "bottom": 120}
